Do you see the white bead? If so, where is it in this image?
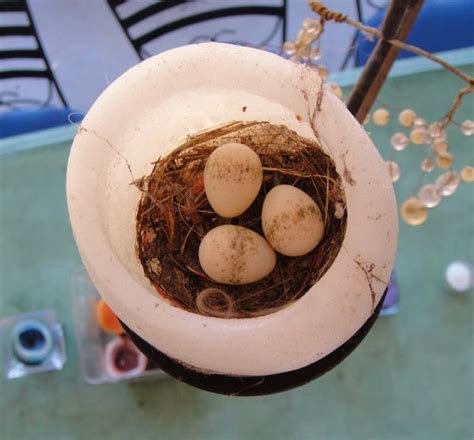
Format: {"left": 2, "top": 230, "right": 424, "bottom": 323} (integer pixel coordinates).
{"left": 461, "top": 120, "right": 474, "bottom": 136}
{"left": 445, "top": 261, "right": 473, "bottom": 293}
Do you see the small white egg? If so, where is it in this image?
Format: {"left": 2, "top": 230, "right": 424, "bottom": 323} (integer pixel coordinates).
{"left": 204, "top": 143, "right": 263, "bottom": 218}
{"left": 262, "top": 185, "right": 324, "bottom": 257}
{"left": 199, "top": 225, "right": 276, "bottom": 285}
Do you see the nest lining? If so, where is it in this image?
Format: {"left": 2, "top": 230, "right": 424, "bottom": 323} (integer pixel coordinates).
{"left": 135, "top": 121, "right": 347, "bottom": 318}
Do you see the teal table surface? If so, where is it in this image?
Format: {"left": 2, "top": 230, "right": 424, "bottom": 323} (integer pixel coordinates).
{"left": 0, "top": 49, "right": 473, "bottom": 440}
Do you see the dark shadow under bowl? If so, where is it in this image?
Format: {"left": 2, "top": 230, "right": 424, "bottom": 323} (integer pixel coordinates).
{"left": 121, "top": 289, "right": 386, "bottom": 396}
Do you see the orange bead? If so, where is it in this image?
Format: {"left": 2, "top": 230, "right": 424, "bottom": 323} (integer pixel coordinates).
{"left": 398, "top": 109, "right": 417, "bottom": 127}
{"left": 436, "top": 152, "right": 453, "bottom": 169}
{"left": 461, "top": 166, "right": 474, "bottom": 182}
{"left": 401, "top": 197, "right": 427, "bottom": 226}
{"left": 373, "top": 108, "right": 390, "bottom": 126}
{"left": 96, "top": 299, "right": 124, "bottom": 335}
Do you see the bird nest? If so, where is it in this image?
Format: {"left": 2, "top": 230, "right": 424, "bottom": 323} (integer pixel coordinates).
{"left": 135, "top": 121, "right": 347, "bottom": 318}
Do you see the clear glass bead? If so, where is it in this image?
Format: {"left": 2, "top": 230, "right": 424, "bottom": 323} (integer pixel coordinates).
{"left": 307, "top": 27, "right": 322, "bottom": 38}
{"left": 289, "top": 54, "right": 300, "bottom": 63}
{"left": 401, "top": 197, "right": 427, "bottom": 225}
{"left": 390, "top": 132, "right": 409, "bottom": 151}
{"left": 461, "top": 120, "right": 474, "bottom": 136}
{"left": 429, "top": 122, "right": 446, "bottom": 139}
{"left": 418, "top": 184, "right": 442, "bottom": 208}
{"left": 460, "top": 166, "right": 474, "bottom": 182}
{"left": 299, "top": 46, "right": 312, "bottom": 61}
{"left": 283, "top": 41, "right": 296, "bottom": 55}
{"left": 436, "top": 171, "right": 460, "bottom": 196}
{"left": 421, "top": 158, "right": 434, "bottom": 172}
{"left": 399, "top": 109, "right": 417, "bottom": 127}
{"left": 413, "top": 117, "right": 427, "bottom": 128}
{"left": 309, "top": 46, "right": 321, "bottom": 61}
{"left": 436, "top": 152, "right": 453, "bottom": 169}
{"left": 432, "top": 138, "right": 449, "bottom": 155}
{"left": 302, "top": 18, "right": 321, "bottom": 35}
{"left": 386, "top": 160, "right": 400, "bottom": 182}
{"left": 297, "top": 29, "right": 316, "bottom": 47}
{"left": 373, "top": 108, "right": 390, "bottom": 126}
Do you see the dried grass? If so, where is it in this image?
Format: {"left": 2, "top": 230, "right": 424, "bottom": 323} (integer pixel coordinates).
{"left": 135, "top": 121, "right": 347, "bottom": 318}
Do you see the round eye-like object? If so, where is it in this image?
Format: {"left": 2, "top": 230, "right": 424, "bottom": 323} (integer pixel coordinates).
{"left": 67, "top": 43, "right": 398, "bottom": 395}
{"left": 11, "top": 319, "right": 54, "bottom": 365}
{"left": 104, "top": 337, "right": 147, "bottom": 379}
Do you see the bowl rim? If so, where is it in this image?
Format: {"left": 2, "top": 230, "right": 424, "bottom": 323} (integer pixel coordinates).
{"left": 67, "top": 42, "right": 398, "bottom": 376}
{"left": 121, "top": 289, "right": 387, "bottom": 396}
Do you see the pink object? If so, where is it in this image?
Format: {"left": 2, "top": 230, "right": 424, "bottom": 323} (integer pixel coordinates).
{"left": 104, "top": 337, "right": 147, "bottom": 379}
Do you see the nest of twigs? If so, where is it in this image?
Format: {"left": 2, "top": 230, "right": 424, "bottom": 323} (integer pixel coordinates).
{"left": 135, "top": 121, "right": 347, "bottom": 318}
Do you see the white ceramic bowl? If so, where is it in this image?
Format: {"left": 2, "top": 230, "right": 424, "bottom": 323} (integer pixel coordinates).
{"left": 67, "top": 43, "right": 398, "bottom": 379}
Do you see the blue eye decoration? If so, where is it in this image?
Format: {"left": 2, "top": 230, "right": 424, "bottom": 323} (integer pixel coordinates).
{"left": 10, "top": 320, "right": 54, "bottom": 365}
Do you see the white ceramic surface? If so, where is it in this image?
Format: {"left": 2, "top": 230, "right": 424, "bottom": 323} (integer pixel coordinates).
{"left": 67, "top": 42, "right": 398, "bottom": 376}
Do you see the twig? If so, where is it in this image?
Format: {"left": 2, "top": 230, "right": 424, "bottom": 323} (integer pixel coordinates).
{"left": 262, "top": 166, "right": 337, "bottom": 182}
{"left": 308, "top": 1, "right": 474, "bottom": 125}
{"left": 309, "top": 1, "right": 473, "bottom": 86}
{"left": 347, "top": 0, "right": 424, "bottom": 121}
{"left": 384, "top": 39, "right": 473, "bottom": 85}
{"left": 441, "top": 84, "right": 474, "bottom": 128}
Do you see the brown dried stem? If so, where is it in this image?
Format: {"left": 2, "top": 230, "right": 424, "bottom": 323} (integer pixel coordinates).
{"left": 441, "top": 84, "right": 474, "bottom": 128}
{"left": 309, "top": 1, "right": 473, "bottom": 86}
{"left": 309, "top": 0, "right": 474, "bottom": 124}
{"left": 347, "top": 0, "right": 424, "bottom": 121}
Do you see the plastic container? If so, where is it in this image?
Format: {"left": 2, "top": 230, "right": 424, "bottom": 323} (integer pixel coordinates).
{"left": 71, "top": 267, "right": 167, "bottom": 384}
{"left": 1, "top": 310, "right": 66, "bottom": 379}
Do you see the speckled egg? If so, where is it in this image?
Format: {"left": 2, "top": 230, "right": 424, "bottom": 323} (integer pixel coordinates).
{"left": 199, "top": 225, "right": 276, "bottom": 285}
{"left": 204, "top": 143, "right": 263, "bottom": 218}
{"left": 262, "top": 185, "right": 324, "bottom": 257}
